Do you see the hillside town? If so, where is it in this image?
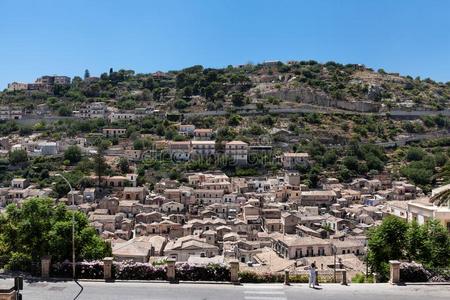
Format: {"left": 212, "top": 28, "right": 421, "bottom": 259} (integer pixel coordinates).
{"left": 1, "top": 90, "right": 449, "bottom": 282}
{"left": 2, "top": 1, "right": 450, "bottom": 299}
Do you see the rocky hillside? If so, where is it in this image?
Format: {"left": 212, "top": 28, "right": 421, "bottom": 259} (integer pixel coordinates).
{"left": 1, "top": 60, "right": 449, "bottom": 113}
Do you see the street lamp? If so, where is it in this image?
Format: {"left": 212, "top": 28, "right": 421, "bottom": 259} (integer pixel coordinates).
{"left": 332, "top": 245, "right": 337, "bottom": 283}
{"left": 56, "top": 173, "right": 76, "bottom": 280}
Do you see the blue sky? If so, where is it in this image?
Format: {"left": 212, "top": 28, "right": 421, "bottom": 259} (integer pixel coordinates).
{"left": 1, "top": 0, "right": 449, "bottom": 88}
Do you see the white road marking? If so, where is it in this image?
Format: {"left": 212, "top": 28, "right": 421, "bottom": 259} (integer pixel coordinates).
{"left": 244, "top": 291, "right": 285, "bottom": 295}
{"left": 244, "top": 297, "right": 287, "bottom": 300}
{"left": 243, "top": 285, "right": 287, "bottom": 300}
{"left": 243, "top": 285, "right": 284, "bottom": 289}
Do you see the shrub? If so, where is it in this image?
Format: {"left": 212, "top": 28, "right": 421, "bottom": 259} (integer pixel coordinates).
{"left": 114, "top": 261, "right": 167, "bottom": 280}
{"left": 406, "top": 147, "right": 426, "bottom": 161}
{"left": 400, "top": 262, "right": 431, "bottom": 282}
{"left": 239, "top": 271, "right": 312, "bottom": 283}
{"left": 288, "top": 274, "right": 309, "bottom": 283}
{"left": 239, "top": 271, "right": 284, "bottom": 283}
{"left": 6, "top": 252, "right": 33, "bottom": 272}
{"left": 64, "top": 145, "right": 82, "bottom": 164}
{"left": 351, "top": 273, "right": 374, "bottom": 283}
{"left": 176, "top": 263, "right": 230, "bottom": 281}
{"left": 8, "top": 149, "right": 28, "bottom": 165}
{"left": 400, "top": 262, "right": 450, "bottom": 282}
{"left": 51, "top": 260, "right": 104, "bottom": 279}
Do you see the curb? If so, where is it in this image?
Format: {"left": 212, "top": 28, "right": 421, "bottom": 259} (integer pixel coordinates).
{"left": 79, "top": 279, "right": 236, "bottom": 285}
{"left": 16, "top": 276, "right": 236, "bottom": 285}
{"left": 4, "top": 275, "right": 450, "bottom": 286}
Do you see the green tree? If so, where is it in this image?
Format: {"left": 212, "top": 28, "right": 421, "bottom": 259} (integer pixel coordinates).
{"left": 368, "top": 216, "right": 450, "bottom": 281}
{"left": 117, "top": 157, "right": 130, "bottom": 174}
{"left": 322, "top": 150, "right": 337, "bottom": 167}
{"left": 8, "top": 149, "right": 28, "bottom": 165}
{"left": 405, "top": 220, "right": 427, "bottom": 262}
{"left": 421, "top": 220, "right": 450, "bottom": 268}
{"left": 338, "top": 166, "right": 351, "bottom": 182}
{"left": 84, "top": 69, "right": 90, "bottom": 79}
{"left": 367, "top": 216, "right": 408, "bottom": 280}
{"left": 365, "top": 153, "right": 384, "bottom": 171}
{"left": 57, "top": 106, "right": 72, "bottom": 116}
{"left": 343, "top": 156, "right": 359, "bottom": 172}
{"left": 228, "top": 114, "right": 242, "bottom": 126}
{"left": 174, "top": 99, "right": 189, "bottom": 109}
{"left": 231, "top": 92, "right": 245, "bottom": 107}
{"left": 406, "top": 147, "right": 426, "bottom": 161}
{"left": 93, "top": 146, "right": 109, "bottom": 187}
{"left": 401, "top": 162, "right": 434, "bottom": 186}
{"left": 64, "top": 145, "right": 82, "bottom": 165}
{"left": 133, "top": 139, "right": 144, "bottom": 150}
{"left": 0, "top": 197, "right": 111, "bottom": 271}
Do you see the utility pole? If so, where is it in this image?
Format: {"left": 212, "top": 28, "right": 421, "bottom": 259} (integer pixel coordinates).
{"left": 365, "top": 251, "right": 369, "bottom": 281}
{"left": 56, "top": 173, "right": 76, "bottom": 280}
{"left": 333, "top": 245, "right": 337, "bottom": 283}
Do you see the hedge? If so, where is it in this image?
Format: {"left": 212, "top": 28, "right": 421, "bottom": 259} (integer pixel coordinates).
{"left": 113, "top": 261, "right": 167, "bottom": 280}
{"left": 239, "top": 271, "right": 309, "bottom": 283}
{"left": 176, "top": 263, "right": 230, "bottom": 281}
{"left": 51, "top": 261, "right": 104, "bottom": 279}
{"left": 50, "top": 260, "right": 229, "bottom": 281}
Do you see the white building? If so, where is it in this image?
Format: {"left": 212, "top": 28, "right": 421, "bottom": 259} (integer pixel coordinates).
{"left": 178, "top": 124, "right": 196, "bottom": 135}
{"left": 168, "top": 141, "right": 191, "bottom": 161}
{"left": 77, "top": 102, "right": 107, "bottom": 119}
{"left": 195, "top": 189, "right": 224, "bottom": 205}
{"left": 408, "top": 198, "right": 450, "bottom": 232}
{"left": 225, "top": 141, "right": 248, "bottom": 165}
{"left": 191, "top": 141, "right": 215, "bottom": 157}
{"left": 109, "top": 112, "right": 136, "bottom": 123}
{"left": 0, "top": 106, "right": 23, "bottom": 120}
{"left": 103, "top": 128, "right": 127, "bottom": 137}
{"left": 164, "top": 235, "right": 219, "bottom": 261}
{"left": 36, "top": 142, "right": 58, "bottom": 156}
{"left": 281, "top": 152, "right": 310, "bottom": 169}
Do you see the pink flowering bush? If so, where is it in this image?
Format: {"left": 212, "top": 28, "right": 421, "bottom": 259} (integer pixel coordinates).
{"left": 400, "top": 262, "right": 450, "bottom": 282}
{"left": 113, "top": 261, "right": 167, "bottom": 280}
{"left": 176, "top": 263, "right": 230, "bottom": 281}
{"left": 50, "top": 260, "right": 231, "bottom": 281}
{"left": 51, "top": 260, "right": 104, "bottom": 279}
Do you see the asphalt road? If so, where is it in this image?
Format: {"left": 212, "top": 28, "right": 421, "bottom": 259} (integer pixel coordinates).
{"left": 16, "top": 281, "right": 450, "bottom": 300}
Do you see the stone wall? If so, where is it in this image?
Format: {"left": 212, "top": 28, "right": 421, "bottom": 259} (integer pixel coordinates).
{"left": 262, "top": 88, "right": 381, "bottom": 112}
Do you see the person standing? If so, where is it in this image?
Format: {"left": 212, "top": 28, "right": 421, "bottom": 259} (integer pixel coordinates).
{"left": 308, "top": 262, "right": 317, "bottom": 288}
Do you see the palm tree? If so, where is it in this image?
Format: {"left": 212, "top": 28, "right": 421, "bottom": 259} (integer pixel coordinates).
{"left": 430, "top": 188, "right": 450, "bottom": 207}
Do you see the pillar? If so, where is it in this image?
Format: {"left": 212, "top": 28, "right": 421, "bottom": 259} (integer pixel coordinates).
{"left": 41, "top": 256, "right": 51, "bottom": 279}
{"left": 372, "top": 272, "right": 378, "bottom": 283}
{"left": 338, "top": 258, "right": 343, "bottom": 269}
{"left": 337, "top": 269, "right": 347, "bottom": 285}
{"left": 229, "top": 260, "right": 240, "bottom": 284}
{"left": 103, "top": 257, "right": 113, "bottom": 281}
{"left": 166, "top": 258, "right": 176, "bottom": 283}
{"left": 0, "top": 289, "right": 16, "bottom": 300}
{"left": 284, "top": 269, "right": 290, "bottom": 285}
{"left": 389, "top": 260, "right": 401, "bottom": 284}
